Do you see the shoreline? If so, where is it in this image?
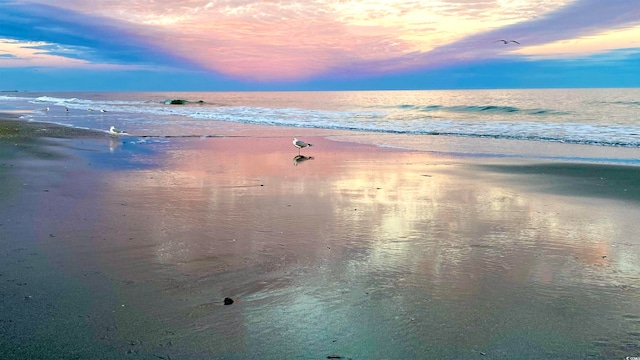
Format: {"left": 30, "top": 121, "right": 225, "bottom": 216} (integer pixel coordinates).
{"left": 8, "top": 106, "right": 640, "bottom": 166}
{"left": 1, "top": 115, "right": 640, "bottom": 359}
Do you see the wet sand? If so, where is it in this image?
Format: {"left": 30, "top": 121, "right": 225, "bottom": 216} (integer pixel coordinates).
{"left": 1, "top": 115, "right": 640, "bottom": 359}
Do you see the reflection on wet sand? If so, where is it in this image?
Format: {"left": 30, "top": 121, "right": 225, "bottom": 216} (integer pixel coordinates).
{"left": 292, "top": 154, "right": 314, "bottom": 166}
{"left": 109, "top": 137, "right": 122, "bottom": 152}
{"left": 91, "top": 137, "right": 640, "bottom": 358}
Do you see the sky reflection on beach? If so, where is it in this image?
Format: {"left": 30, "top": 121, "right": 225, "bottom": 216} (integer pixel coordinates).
{"left": 93, "top": 137, "right": 640, "bottom": 358}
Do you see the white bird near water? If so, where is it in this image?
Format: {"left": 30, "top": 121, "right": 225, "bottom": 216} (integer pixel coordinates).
{"left": 109, "top": 126, "right": 127, "bottom": 136}
{"left": 293, "top": 138, "right": 312, "bottom": 154}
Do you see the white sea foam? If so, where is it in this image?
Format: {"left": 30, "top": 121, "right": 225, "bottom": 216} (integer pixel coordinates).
{"left": 0, "top": 95, "right": 33, "bottom": 101}
{"left": 32, "top": 96, "right": 151, "bottom": 107}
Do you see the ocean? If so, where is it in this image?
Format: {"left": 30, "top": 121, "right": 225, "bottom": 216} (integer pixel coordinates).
{"left": 2, "top": 88, "right": 640, "bottom": 163}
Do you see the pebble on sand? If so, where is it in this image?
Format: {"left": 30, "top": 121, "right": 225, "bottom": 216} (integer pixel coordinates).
{"left": 223, "top": 297, "right": 234, "bottom": 305}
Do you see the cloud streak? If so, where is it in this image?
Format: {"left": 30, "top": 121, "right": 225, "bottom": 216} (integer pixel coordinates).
{"left": 0, "top": 1, "right": 193, "bottom": 68}
{"left": 1, "top": 0, "right": 640, "bottom": 83}
{"left": 322, "top": 0, "right": 640, "bottom": 78}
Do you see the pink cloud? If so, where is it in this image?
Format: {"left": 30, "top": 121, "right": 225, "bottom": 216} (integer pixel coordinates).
{"left": 10, "top": 0, "right": 640, "bottom": 81}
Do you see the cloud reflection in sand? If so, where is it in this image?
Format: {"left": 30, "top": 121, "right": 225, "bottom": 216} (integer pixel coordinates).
{"left": 93, "top": 137, "right": 640, "bottom": 357}
{"left": 100, "top": 138, "right": 640, "bottom": 292}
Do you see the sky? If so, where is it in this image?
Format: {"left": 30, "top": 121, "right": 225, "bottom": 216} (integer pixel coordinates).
{"left": 1, "top": 0, "right": 640, "bottom": 91}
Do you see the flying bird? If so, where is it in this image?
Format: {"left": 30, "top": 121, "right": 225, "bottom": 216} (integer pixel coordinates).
{"left": 292, "top": 138, "right": 312, "bottom": 154}
{"left": 109, "top": 126, "right": 127, "bottom": 136}
{"left": 495, "top": 39, "right": 520, "bottom": 44}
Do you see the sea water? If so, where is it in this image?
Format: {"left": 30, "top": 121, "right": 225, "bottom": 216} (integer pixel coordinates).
{"left": 1, "top": 88, "right": 640, "bottom": 162}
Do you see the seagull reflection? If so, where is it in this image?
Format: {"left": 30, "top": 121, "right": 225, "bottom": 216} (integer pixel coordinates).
{"left": 109, "top": 137, "right": 123, "bottom": 152}
{"left": 293, "top": 155, "right": 314, "bottom": 166}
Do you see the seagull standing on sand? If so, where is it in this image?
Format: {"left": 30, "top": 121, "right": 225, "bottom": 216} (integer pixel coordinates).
{"left": 109, "top": 126, "right": 127, "bottom": 136}
{"left": 495, "top": 39, "right": 520, "bottom": 44}
{"left": 293, "top": 138, "right": 312, "bottom": 154}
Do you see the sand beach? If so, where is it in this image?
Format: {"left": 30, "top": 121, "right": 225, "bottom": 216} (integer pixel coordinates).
{"left": 1, "top": 113, "right": 640, "bottom": 359}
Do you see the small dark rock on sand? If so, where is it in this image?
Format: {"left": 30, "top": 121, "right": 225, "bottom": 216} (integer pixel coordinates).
{"left": 223, "top": 297, "right": 234, "bottom": 305}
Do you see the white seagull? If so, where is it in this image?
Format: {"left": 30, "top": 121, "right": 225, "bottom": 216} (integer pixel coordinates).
{"left": 293, "top": 138, "right": 312, "bottom": 154}
{"left": 109, "top": 126, "right": 127, "bottom": 136}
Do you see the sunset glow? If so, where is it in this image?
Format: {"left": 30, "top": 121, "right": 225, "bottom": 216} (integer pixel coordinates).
{"left": 1, "top": 0, "right": 639, "bottom": 89}
{"left": 515, "top": 25, "right": 640, "bottom": 58}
